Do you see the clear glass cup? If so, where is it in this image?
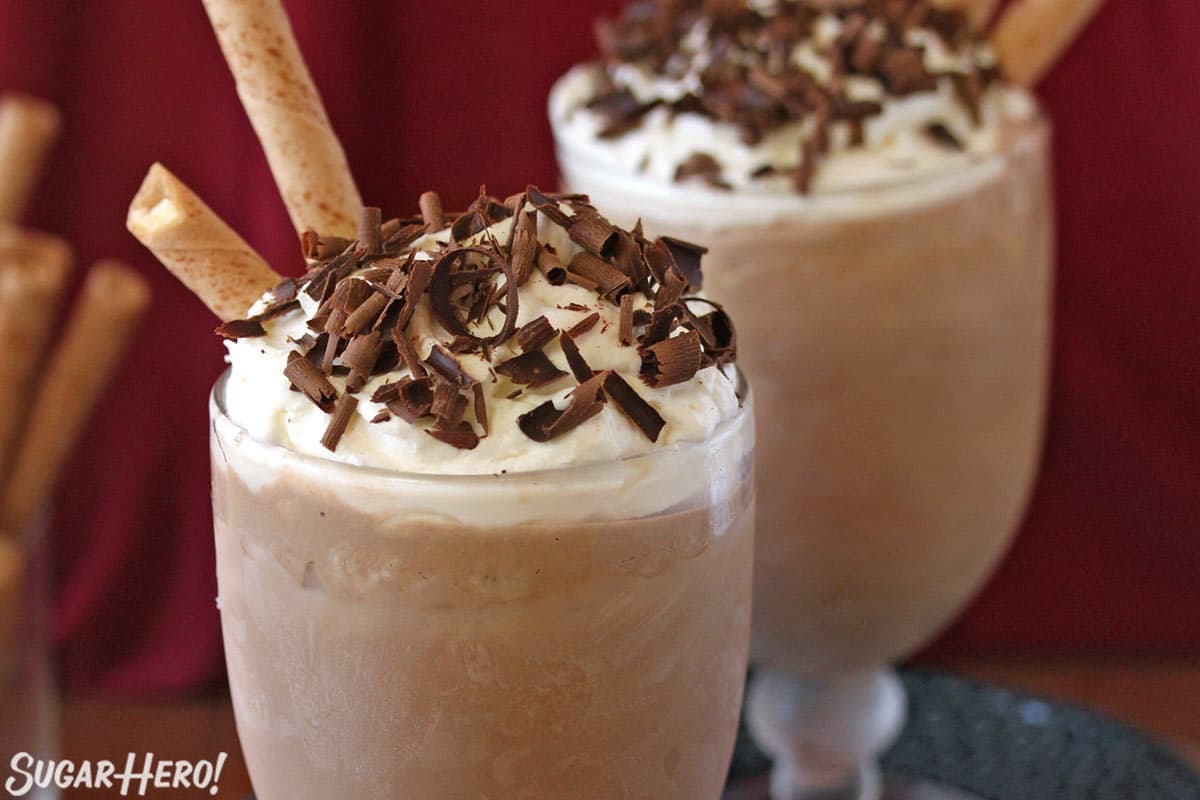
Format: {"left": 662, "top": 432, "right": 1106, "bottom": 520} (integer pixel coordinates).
{"left": 0, "top": 521, "right": 60, "bottom": 800}
{"left": 210, "top": 370, "right": 755, "bottom": 799}
{"left": 555, "top": 102, "right": 1053, "bottom": 799}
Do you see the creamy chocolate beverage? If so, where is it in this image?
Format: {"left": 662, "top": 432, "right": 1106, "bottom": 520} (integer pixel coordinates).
{"left": 209, "top": 189, "right": 754, "bottom": 799}
{"left": 551, "top": 0, "right": 1053, "bottom": 680}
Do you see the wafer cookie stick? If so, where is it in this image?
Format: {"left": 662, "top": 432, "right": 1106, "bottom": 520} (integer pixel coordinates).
{"left": 202, "top": 0, "right": 362, "bottom": 238}
{"left": 0, "top": 536, "right": 21, "bottom": 652}
{"left": 0, "top": 228, "right": 72, "bottom": 480}
{"left": 0, "top": 261, "right": 150, "bottom": 535}
{"left": 127, "top": 163, "right": 281, "bottom": 321}
{"left": 992, "top": 0, "right": 1106, "bottom": 86}
{"left": 0, "top": 95, "right": 62, "bottom": 224}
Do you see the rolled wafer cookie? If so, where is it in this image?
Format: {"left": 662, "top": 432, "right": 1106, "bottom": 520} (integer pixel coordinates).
{"left": 0, "top": 227, "right": 72, "bottom": 480}
{"left": 0, "top": 94, "right": 61, "bottom": 224}
{"left": 992, "top": 0, "right": 1106, "bottom": 86}
{"left": 127, "top": 163, "right": 281, "bottom": 321}
{"left": 0, "top": 535, "right": 21, "bottom": 656}
{"left": 203, "top": 0, "right": 362, "bottom": 239}
{"left": 0, "top": 261, "right": 151, "bottom": 535}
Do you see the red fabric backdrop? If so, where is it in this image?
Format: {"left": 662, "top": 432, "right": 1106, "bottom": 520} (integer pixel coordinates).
{"left": 0, "top": 0, "right": 1195, "bottom": 698}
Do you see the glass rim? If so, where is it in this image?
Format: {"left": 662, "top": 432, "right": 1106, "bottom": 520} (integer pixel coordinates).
{"left": 210, "top": 367, "right": 753, "bottom": 486}
{"left": 549, "top": 67, "right": 1050, "bottom": 199}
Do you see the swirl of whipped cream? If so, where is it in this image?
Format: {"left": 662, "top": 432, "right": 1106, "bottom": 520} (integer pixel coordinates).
{"left": 550, "top": 1, "right": 1037, "bottom": 196}
{"left": 222, "top": 197, "right": 742, "bottom": 478}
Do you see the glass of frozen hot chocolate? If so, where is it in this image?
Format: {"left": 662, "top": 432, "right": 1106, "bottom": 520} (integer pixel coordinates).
{"left": 128, "top": 3, "right": 757, "bottom": 797}
{"left": 552, "top": 1, "right": 1063, "bottom": 797}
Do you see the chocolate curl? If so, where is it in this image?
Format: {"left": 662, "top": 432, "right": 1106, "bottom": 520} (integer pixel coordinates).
{"left": 127, "top": 163, "right": 282, "bottom": 321}
{"left": 0, "top": 261, "right": 151, "bottom": 536}
{"left": 419, "top": 192, "right": 444, "bottom": 230}
{"left": 517, "top": 372, "right": 608, "bottom": 443}
{"left": 321, "top": 394, "right": 358, "bottom": 452}
{"left": 0, "top": 228, "right": 72, "bottom": 482}
{"left": 0, "top": 94, "right": 61, "bottom": 224}
{"left": 991, "top": 0, "right": 1105, "bottom": 86}
{"left": 202, "top": 0, "right": 363, "bottom": 237}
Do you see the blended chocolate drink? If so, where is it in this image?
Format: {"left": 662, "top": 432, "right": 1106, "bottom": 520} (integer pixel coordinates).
{"left": 551, "top": 0, "right": 1052, "bottom": 679}
{"left": 210, "top": 189, "right": 754, "bottom": 798}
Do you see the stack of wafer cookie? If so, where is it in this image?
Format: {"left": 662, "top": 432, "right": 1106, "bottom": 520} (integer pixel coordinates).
{"left": 0, "top": 94, "right": 152, "bottom": 546}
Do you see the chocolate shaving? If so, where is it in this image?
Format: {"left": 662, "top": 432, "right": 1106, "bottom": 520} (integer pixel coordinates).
{"left": 391, "top": 329, "right": 427, "bottom": 378}
{"left": 472, "top": 383, "right": 489, "bottom": 436}
{"left": 618, "top": 295, "right": 635, "bottom": 346}
{"left": 396, "top": 257, "right": 435, "bottom": 331}
{"left": 639, "top": 330, "right": 703, "bottom": 387}
{"left": 495, "top": 350, "right": 568, "bottom": 388}
{"left": 536, "top": 247, "right": 568, "bottom": 285}
{"left": 881, "top": 49, "right": 938, "bottom": 96}
{"left": 302, "top": 231, "right": 351, "bottom": 260}
{"left": 661, "top": 237, "right": 706, "bottom": 291}
{"left": 603, "top": 372, "right": 666, "bottom": 442}
{"left": 566, "top": 311, "right": 601, "bottom": 338}
{"left": 425, "top": 343, "right": 474, "bottom": 387}
{"left": 642, "top": 305, "right": 681, "bottom": 347}
{"left": 925, "top": 122, "right": 964, "bottom": 150}
{"left": 428, "top": 245, "right": 519, "bottom": 347}
{"left": 683, "top": 297, "right": 737, "bottom": 364}
{"left": 359, "top": 207, "right": 383, "bottom": 256}
{"left": 509, "top": 210, "right": 539, "bottom": 285}
{"left": 284, "top": 351, "right": 338, "bottom": 412}
{"left": 525, "top": 186, "right": 572, "bottom": 228}
{"left": 384, "top": 376, "right": 434, "bottom": 423}
{"left": 343, "top": 291, "right": 389, "bottom": 335}
{"left": 215, "top": 319, "right": 265, "bottom": 340}
{"left": 419, "top": 191, "right": 444, "bottom": 230}
{"left": 431, "top": 379, "right": 467, "bottom": 426}
{"left": 269, "top": 277, "right": 298, "bottom": 305}
{"left": 569, "top": 252, "right": 631, "bottom": 299}
{"left": 426, "top": 421, "right": 479, "bottom": 450}
{"left": 517, "top": 372, "right": 608, "bottom": 443}
{"left": 516, "top": 316, "right": 557, "bottom": 352}
{"left": 568, "top": 212, "right": 618, "bottom": 257}
{"left": 559, "top": 334, "right": 594, "bottom": 382}
{"left": 674, "top": 152, "right": 730, "bottom": 191}
{"left": 340, "top": 329, "right": 382, "bottom": 392}
{"left": 321, "top": 394, "right": 358, "bottom": 451}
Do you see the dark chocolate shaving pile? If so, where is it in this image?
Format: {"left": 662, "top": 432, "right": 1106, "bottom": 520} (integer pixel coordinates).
{"left": 586, "top": 0, "right": 1000, "bottom": 192}
{"left": 220, "top": 189, "right": 737, "bottom": 452}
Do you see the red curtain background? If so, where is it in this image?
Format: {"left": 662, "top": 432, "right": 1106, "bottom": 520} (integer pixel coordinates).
{"left": 0, "top": 0, "right": 1195, "bottom": 698}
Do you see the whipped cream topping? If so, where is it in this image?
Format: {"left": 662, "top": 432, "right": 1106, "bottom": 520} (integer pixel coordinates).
{"left": 551, "top": 0, "right": 1036, "bottom": 196}
{"left": 221, "top": 197, "right": 742, "bottom": 476}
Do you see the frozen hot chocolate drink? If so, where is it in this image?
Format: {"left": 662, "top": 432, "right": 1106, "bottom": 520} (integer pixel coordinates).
{"left": 553, "top": 0, "right": 1051, "bottom": 673}
{"left": 130, "top": 4, "right": 754, "bottom": 796}
{"left": 146, "top": 178, "right": 753, "bottom": 798}
{"left": 548, "top": 1, "right": 1088, "bottom": 796}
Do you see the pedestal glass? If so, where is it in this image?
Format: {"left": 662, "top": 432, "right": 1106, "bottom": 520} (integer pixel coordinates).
{"left": 555, "top": 107, "right": 1053, "bottom": 799}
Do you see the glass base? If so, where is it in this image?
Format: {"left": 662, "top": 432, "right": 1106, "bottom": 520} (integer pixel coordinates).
{"left": 723, "top": 775, "right": 983, "bottom": 800}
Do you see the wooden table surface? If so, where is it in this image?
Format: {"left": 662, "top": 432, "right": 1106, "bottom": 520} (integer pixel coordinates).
{"left": 56, "top": 656, "right": 1200, "bottom": 800}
